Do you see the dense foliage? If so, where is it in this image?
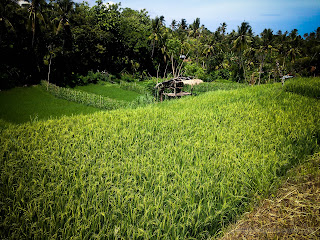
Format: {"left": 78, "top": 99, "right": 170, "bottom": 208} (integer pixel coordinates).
{"left": 1, "top": 81, "right": 320, "bottom": 239}
{"left": 1, "top": 0, "right": 319, "bottom": 89}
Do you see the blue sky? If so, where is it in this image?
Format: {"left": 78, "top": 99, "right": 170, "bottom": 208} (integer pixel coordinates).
{"left": 80, "top": 0, "right": 320, "bottom": 36}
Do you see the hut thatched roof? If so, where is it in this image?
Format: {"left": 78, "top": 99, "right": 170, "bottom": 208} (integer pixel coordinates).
{"left": 181, "top": 79, "right": 203, "bottom": 86}
{"left": 155, "top": 77, "right": 203, "bottom": 89}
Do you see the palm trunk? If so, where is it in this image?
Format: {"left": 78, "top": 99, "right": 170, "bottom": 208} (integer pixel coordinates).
{"left": 240, "top": 54, "right": 246, "bottom": 83}
{"left": 156, "top": 63, "right": 160, "bottom": 83}
{"left": 171, "top": 54, "right": 175, "bottom": 77}
{"left": 164, "top": 62, "right": 169, "bottom": 78}
{"left": 47, "top": 53, "right": 52, "bottom": 90}
{"left": 258, "top": 57, "right": 265, "bottom": 85}
{"left": 151, "top": 39, "right": 155, "bottom": 58}
{"left": 258, "top": 54, "right": 265, "bottom": 85}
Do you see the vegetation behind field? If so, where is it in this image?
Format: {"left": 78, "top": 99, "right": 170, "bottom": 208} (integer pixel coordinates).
{"left": 1, "top": 0, "right": 319, "bottom": 89}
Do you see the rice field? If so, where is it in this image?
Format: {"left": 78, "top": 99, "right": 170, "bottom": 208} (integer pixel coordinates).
{"left": 42, "top": 81, "right": 153, "bottom": 111}
{"left": 183, "top": 80, "right": 246, "bottom": 95}
{"left": 0, "top": 85, "right": 100, "bottom": 125}
{"left": 1, "top": 80, "right": 320, "bottom": 239}
{"left": 283, "top": 77, "right": 320, "bottom": 99}
{"left": 75, "top": 82, "right": 142, "bottom": 101}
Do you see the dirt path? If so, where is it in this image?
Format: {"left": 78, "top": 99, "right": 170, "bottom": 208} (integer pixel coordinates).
{"left": 220, "top": 153, "right": 320, "bottom": 240}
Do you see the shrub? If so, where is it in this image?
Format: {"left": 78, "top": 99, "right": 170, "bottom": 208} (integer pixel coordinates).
{"left": 120, "top": 73, "right": 136, "bottom": 82}
{"left": 77, "top": 71, "right": 116, "bottom": 85}
{"left": 210, "top": 69, "right": 231, "bottom": 80}
{"left": 119, "top": 81, "right": 148, "bottom": 94}
{"left": 183, "top": 62, "right": 208, "bottom": 80}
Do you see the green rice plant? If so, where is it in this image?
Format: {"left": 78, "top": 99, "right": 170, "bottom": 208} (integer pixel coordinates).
{"left": 41, "top": 81, "right": 128, "bottom": 110}
{"left": 283, "top": 77, "right": 320, "bottom": 99}
{"left": 119, "top": 81, "right": 148, "bottom": 94}
{"left": 0, "top": 85, "right": 100, "bottom": 124}
{"left": 1, "top": 79, "right": 320, "bottom": 239}
{"left": 183, "top": 81, "right": 247, "bottom": 95}
{"left": 75, "top": 82, "right": 142, "bottom": 102}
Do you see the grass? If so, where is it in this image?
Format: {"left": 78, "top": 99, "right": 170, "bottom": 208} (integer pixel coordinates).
{"left": 75, "top": 82, "right": 142, "bottom": 101}
{"left": 1, "top": 78, "right": 319, "bottom": 239}
{"left": 0, "top": 85, "right": 101, "bottom": 125}
{"left": 42, "top": 81, "right": 129, "bottom": 111}
{"left": 283, "top": 77, "right": 320, "bottom": 99}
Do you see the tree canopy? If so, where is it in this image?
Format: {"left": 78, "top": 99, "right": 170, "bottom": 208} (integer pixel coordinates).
{"left": 1, "top": 0, "right": 319, "bottom": 89}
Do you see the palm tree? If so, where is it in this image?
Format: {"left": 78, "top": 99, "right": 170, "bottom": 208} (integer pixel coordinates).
{"left": 0, "top": 0, "right": 18, "bottom": 44}
{"left": 217, "top": 22, "right": 227, "bottom": 37}
{"left": 189, "top": 18, "right": 200, "bottom": 38}
{"left": 256, "top": 28, "right": 274, "bottom": 84}
{"left": 171, "top": 19, "right": 177, "bottom": 31}
{"left": 281, "top": 29, "right": 302, "bottom": 74}
{"left": 28, "top": 0, "right": 47, "bottom": 47}
{"left": 179, "top": 18, "right": 187, "bottom": 30}
{"left": 232, "top": 21, "right": 253, "bottom": 82}
{"left": 47, "top": 0, "right": 74, "bottom": 85}
{"left": 149, "top": 16, "right": 165, "bottom": 58}
{"left": 54, "top": 0, "right": 74, "bottom": 51}
{"left": 287, "top": 47, "right": 301, "bottom": 64}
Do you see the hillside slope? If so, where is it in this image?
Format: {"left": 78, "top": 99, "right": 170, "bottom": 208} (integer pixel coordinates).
{"left": 1, "top": 84, "right": 319, "bottom": 239}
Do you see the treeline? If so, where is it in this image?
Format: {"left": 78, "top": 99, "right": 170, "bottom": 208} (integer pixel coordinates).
{"left": 1, "top": 0, "right": 319, "bottom": 89}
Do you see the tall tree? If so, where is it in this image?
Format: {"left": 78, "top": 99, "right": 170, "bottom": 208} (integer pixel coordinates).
{"left": 28, "top": 0, "right": 47, "bottom": 47}
{"left": 256, "top": 28, "right": 274, "bottom": 84}
{"left": 149, "top": 16, "right": 164, "bottom": 58}
{"left": 54, "top": 0, "right": 74, "bottom": 51}
{"left": 0, "top": 0, "right": 18, "bottom": 43}
{"left": 232, "top": 21, "right": 252, "bottom": 82}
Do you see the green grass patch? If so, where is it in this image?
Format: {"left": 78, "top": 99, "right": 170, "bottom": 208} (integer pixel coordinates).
{"left": 283, "top": 77, "right": 320, "bottom": 99}
{"left": 42, "top": 81, "right": 128, "bottom": 110}
{"left": 1, "top": 80, "right": 320, "bottom": 239}
{"left": 75, "top": 82, "right": 142, "bottom": 101}
{"left": 0, "top": 85, "right": 100, "bottom": 125}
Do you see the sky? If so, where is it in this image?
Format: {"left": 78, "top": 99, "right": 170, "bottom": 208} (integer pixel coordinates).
{"left": 80, "top": 0, "right": 320, "bottom": 36}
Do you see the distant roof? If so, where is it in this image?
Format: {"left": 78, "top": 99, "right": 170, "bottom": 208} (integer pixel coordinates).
{"left": 181, "top": 79, "right": 203, "bottom": 86}
{"left": 18, "top": 0, "right": 30, "bottom": 7}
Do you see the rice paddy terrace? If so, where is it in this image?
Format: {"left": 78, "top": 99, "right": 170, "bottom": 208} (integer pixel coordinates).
{"left": 1, "top": 79, "right": 319, "bottom": 239}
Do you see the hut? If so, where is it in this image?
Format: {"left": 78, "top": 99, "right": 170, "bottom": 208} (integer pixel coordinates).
{"left": 155, "top": 77, "right": 203, "bottom": 101}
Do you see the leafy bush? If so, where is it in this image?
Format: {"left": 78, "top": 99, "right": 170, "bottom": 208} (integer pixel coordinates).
{"left": 209, "top": 69, "right": 231, "bottom": 81}
{"left": 77, "top": 71, "right": 116, "bottom": 85}
{"left": 183, "top": 62, "right": 208, "bottom": 80}
{"left": 119, "top": 81, "right": 148, "bottom": 94}
{"left": 230, "top": 63, "right": 245, "bottom": 83}
{"left": 120, "top": 73, "right": 136, "bottom": 82}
